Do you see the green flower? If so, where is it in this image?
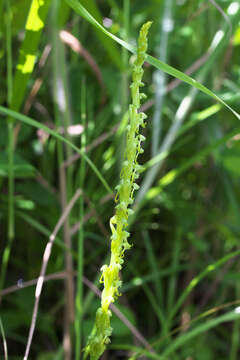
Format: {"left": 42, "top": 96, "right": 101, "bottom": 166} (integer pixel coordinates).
{"left": 84, "top": 21, "right": 152, "bottom": 360}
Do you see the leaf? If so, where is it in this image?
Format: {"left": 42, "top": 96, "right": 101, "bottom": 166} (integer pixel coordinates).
{"left": 11, "top": 0, "right": 51, "bottom": 112}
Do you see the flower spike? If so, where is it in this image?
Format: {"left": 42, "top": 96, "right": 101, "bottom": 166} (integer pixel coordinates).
{"left": 84, "top": 21, "right": 152, "bottom": 360}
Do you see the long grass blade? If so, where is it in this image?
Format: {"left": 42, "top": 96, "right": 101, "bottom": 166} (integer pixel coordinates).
{"left": 75, "top": 80, "right": 86, "bottom": 359}
{"left": 11, "top": 0, "right": 51, "bottom": 112}
{"left": 151, "top": 0, "right": 174, "bottom": 156}
{"left": 64, "top": 0, "right": 240, "bottom": 121}
{"left": 0, "top": 317, "right": 8, "bottom": 360}
{"left": 162, "top": 310, "right": 240, "bottom": 357}
{"left": 145, "top": 126, "right": 240, "bottom": 201}
{"left": 1, "top": 0, "right": 51, "bottom": 294}
{"left": 0, "top": 0, "right": 13, "bottom": 294}
{"left": 169, "top": 250, "right": 240, "bottom": 322}
{"left": 79, "top": 0, "right": 122, "bottom": 69}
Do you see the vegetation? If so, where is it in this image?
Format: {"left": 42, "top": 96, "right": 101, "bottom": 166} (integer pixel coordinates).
{"left": 84, "top": 22, "right": 151, "bottom": 360}
{"left": 1, "top": 1, "right": 240, "bottom": 359}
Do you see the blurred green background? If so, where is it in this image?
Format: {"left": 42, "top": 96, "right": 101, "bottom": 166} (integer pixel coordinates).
{"left": 1, "top": 0, "right": 240, "bottom": 359}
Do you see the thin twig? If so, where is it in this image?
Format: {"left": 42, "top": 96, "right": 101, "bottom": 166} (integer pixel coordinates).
{"left": 0, "top": 271, "right": 67, "bottom": 297}
{"left": 36, "top": 172, "right": 57, "bottom": 194}
{"left": 70, "top": 193, "right": 114, "bottom": 237}
{"left": 23, "top": 189, "right": 82, "bottom": 360}
{"left": 83, "top": 194, "right": 109, "bottom": 238}
{"left": 23, "top": 45, "right": 52, "bottom": 115}
{"left": 59, "top": 166, "right": 75, "bottom": 360}
{"left": 63, "top": 124, "right": 118, "bottom": 168}
{"left": 186, "top": 2, "right": 209, "bottom": 24}
{"left": 60, "top": 30, "right": 106, "bottom": 103}
{"left": 83, "top": 277, "right": 155, "bottom": 353}
{"left": 208, "top": 0, "right": 232, "bottom": 37}
{"left": 13, "top": 45, "right": 51, "bottom": 149}
{"left": 1, "top": 271, "right": 154, "bottom": 354}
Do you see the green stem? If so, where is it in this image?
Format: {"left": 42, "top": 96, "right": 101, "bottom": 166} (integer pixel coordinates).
{"left": 151, "top": 0, "right": 174, "bottom": 156}
{"left": 75, "top": 81, "right": 86, "bottom": 359}
{"left": 6, "top": 0, "right": 12, "bottom": 104}
{"left": 0, "top": 0, "right": 13, "bottom": 294}
{"left": 122, "top": 0, "right": 130, "bottom": 106}
{"left": 84, "top": 22, "right": 152, "bottom": 360}
{"left": 51, "top": 1, "right": 75, "bottom": 358}
{"left": 119, "top": 0, "right": 130, "bottom": 169}
{"left": 230, "top": 283, "right": 240, "bottom": 360}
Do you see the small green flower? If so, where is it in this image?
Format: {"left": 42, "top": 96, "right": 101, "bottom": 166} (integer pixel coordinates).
{"left": 84, "top": 21, "right": 152, "bottom": 360}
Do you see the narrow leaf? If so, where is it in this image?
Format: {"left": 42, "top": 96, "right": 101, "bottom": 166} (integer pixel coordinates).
{"left": 11, "top": 0, "right": 51, "bottom": 112}
{"left": 64, "top": 0, "right": 240, "bottom": 122}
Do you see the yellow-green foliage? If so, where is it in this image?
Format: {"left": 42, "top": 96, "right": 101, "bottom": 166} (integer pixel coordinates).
{"left": 84, "top": 21, "right": 152, "bottom": 360}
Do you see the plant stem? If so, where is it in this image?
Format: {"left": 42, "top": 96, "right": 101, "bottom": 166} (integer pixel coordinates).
{"left": 51, "top": 1, "right": 74, "bottom": 358}
{"left": 152, "top": 0, "right": 174, "bottom": 156}
{"left": 84, "top": 21, "right": 152, "bottom": 360}
{"left": 0, "top": 0, "right": 13, "bottom": 295}
{"left": 75, "top": 80, "right": 86, "bottom": 359}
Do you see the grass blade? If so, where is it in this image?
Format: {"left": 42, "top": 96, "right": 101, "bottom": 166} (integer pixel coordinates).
{"left": 0, "top": 317, "right": 8, "bottom": 360}
{"left": 79, "top": 0, "right": 122, "bottom": 69}
{"left": 145, "top": 126, "right": 240, "bottom": 201}
{"left": 169, "top": 250, "right": 240, "bottom": 322}
{"left": 151, "top": 0, "right": 174, "bottom": 156}
{"left": 0, "top": 0, "right": 14, "bottom": 294}
{"left": 162, "top": 310, "right": 240, "bottom": 357}
{"left": 64, "top": 0, "right": 240, "bottom": 121}
{"left": 75, "top": 80, "right": 86, "bottom": 359}
{"left": 11, "top": 0, "right": 51, "bottom": 112}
